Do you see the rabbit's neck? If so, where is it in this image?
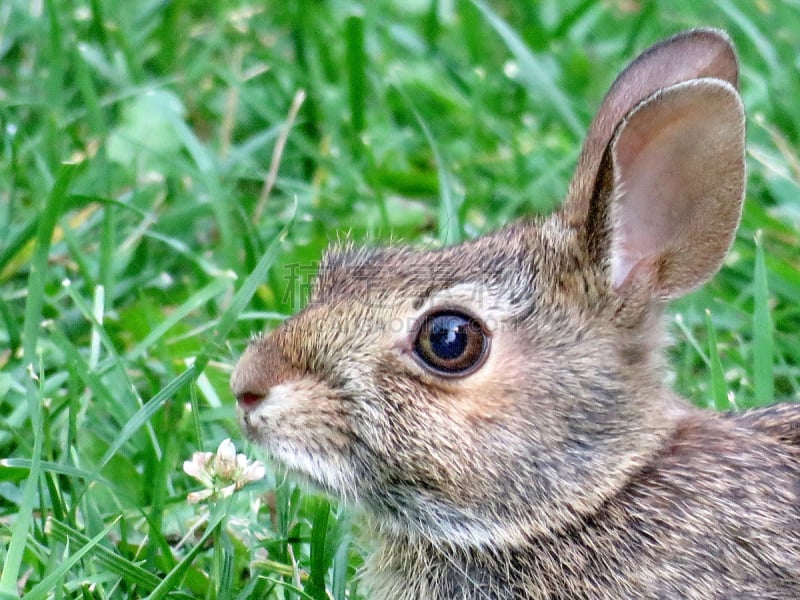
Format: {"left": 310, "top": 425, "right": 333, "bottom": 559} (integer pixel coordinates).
{"left": 360, "top": 397, "right": 693, "bottom": 600}
{"left": 362, "top": 532, "right": 517, "bottom": 600}
{"left": 362, "top": 526, "right": 576, "bottom": 600}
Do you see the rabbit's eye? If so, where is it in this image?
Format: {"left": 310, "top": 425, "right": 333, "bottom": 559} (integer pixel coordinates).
{"left": 413, "top": 311, "right": 488, "bottom": 377}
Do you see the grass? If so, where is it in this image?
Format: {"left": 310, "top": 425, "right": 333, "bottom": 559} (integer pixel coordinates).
{"left": 1, "top": 0, "right": 799, "bottom": 597}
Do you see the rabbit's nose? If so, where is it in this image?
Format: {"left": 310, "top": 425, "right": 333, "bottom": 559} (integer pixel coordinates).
{"left": 231, "top": 352, "right": 270, "bottom": 411}
{"left": 231, "top": 334, "right": 301, "bottom": 411}
{"left": 236, "top": 391, "right": 265, "bottom": 409}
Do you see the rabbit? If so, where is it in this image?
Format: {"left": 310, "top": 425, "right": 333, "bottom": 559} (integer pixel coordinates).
{"left": 231, "top": 28, "right": 800, "bottom": 599}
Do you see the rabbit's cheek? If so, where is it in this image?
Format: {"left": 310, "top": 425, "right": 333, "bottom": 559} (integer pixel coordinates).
{"left": 430, "top": 334, "right": 532, "bottom": 422}
{"left": 240, "top": 378, "right": 362, "bottom": 497}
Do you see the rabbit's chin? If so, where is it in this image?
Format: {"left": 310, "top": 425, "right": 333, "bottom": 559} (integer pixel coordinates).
{"left": 255, "top": 439, "right": 502, "bottom": 545}
{"left": 247, "top": 434, "right": 361, "bottom": 503}
{"left": 249, "top": 426, "right": 530, "bottom": 548}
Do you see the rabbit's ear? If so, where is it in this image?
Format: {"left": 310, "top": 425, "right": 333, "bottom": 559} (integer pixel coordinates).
{"left": 565, "top": 29, "right": 739, "bottom": 227}
{"left": 589, "top": 78, "right": 745, "bottom": 300}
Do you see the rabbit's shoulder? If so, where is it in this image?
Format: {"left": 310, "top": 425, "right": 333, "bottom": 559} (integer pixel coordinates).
{"left": 736, "top": 402, "right": 800, "bottom": 448}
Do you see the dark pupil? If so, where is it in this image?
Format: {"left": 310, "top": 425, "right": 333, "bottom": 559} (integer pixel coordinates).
{"left": 428, "top": 315, "right": 469, "bottom": 360}
{"left": 414, "top": 310, "right": 488, "bottom": 377}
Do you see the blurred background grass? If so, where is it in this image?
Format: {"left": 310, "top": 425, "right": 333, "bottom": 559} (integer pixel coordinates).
{"left": 1, "top": 0, "right": 799, "bottom": 598}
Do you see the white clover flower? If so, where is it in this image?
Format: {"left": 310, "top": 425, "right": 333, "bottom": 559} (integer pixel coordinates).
{"left": 183, "top": 452, "right": 214, "bottom": 488}
{"left": 215, "top": 438, "right": 237, "bottom": 479}
{"left": 186, "top": 489, "right": 214, "bottom": 504}
{"left": 183, "top": 438, "right": 265, "bottom": 504}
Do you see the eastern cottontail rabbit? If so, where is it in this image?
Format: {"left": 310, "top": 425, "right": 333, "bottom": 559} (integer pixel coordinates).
{"left": 232, "top": 29, "right": 800, "bottom": 599}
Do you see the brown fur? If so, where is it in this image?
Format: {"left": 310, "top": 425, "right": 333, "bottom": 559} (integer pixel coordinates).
{"left": 231, "top": 29, "right": 800, "bottom": 599}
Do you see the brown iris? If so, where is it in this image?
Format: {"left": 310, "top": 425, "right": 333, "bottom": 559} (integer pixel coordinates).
{"left": 413, "top": 311, "right": 489, "bottom": 377}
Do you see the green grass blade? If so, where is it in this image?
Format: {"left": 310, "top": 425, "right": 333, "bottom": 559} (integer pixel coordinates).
{"left": 128, "top": 274, "right": 235, "bottom": 361}
{"left": 345, "top": 11, "right": 366, "bottom": 146}
{"left": 331, "top": 532, "right": 351, "bottom": 600}
{"left": 165, "top": 110, "right": 238, "bottom": 269}
{"left": 1, "top": 194, "right": 144, "bottom": 284}
{"left": 470, "top": 0, "right": 583, "bottom": 137}
{"left": 216, "top": 530, "right": 235, "bottom": 600}
{"left": 143, "top": 230, "right": 229, "bottom": 278}
{"left": 44, "top": 519, "right": 193, "bottom": 599}
{"left": 143, "top": 500, "right": 230, "bottom": 600}
{"left": 393, "top": 86, "right": 462, "bottom": 245}
{"left": 97, "top": 220, "right": 290, "bottom": 471}
{"left": 48, "top": 326, "right": 138, "bottom": 429}
{"left": 307, "top": 497, "right": 331, "bottom": 600}
{"left": 673, "top": 313, "right": 710, "bottom": 368}
{"left": 0, "top": 459, "right": 112, "bottom": 487}
{"left": 194, "top": 217, "right": 292, "bottom": 371}
{"left": 705, "top": 309, "right": 730, "bottom": 411}
{"left": 0, "top": 295, "right": 21, "bottom": 352}
{"left": 259, "top": 580, "right": 316, "bottom": 600}
{"left": 96, "top": 366, "right": 197, "bottom": 471}
{"left": 715, "top": 0, "right": 778, "bottom": 70}
{"left": 22, "top": 517, "right": 121, "bottom": 600}
{"left": 0, "top": 218, "right": 37, "bottom": 279}
{"left": 1, "top": 163, "right": 80, "bottom": 598}
{"left": 752, "top": 231, "right": 775, "bottom": 406}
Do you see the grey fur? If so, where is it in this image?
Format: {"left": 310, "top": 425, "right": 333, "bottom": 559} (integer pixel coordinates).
{"left": 231, "top": 29, "right": 800, "bottom": 599}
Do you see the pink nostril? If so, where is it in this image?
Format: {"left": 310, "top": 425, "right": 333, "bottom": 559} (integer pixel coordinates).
{"left": 236, "top": 392, "right": 264, "bottom": 409}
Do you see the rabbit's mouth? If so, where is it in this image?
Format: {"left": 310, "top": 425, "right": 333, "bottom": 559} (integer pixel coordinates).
{"left": 235, "top": 377, "right": 362, "bottom": 501}
{"left": 242, "top": 418, "right": 361, "bottom": 503}
{"left": 262, "top": 443, "right": 359, "bottom": 502}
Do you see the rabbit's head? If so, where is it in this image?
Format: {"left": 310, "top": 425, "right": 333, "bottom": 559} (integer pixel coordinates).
{"left": 232, "top": 29, "right": 745, "bottom": 548}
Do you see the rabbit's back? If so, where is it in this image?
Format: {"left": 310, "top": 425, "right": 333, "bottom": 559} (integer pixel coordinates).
{"left": 367, "top": 405, "right": 800, "bottom": 600}
{"left": 599, "top": 406, "right": 800, "bottom": 598}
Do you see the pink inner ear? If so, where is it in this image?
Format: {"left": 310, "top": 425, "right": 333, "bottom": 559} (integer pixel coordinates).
{"left": 611, "top": 115, "right": 697, "bottom": 289}
{"left": 608, "top": 80, "right": 745, "bottom": 297}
